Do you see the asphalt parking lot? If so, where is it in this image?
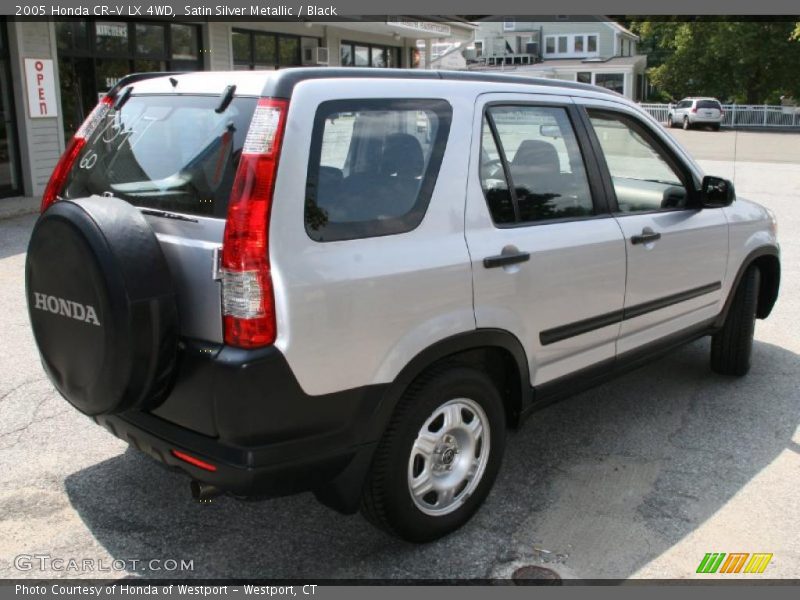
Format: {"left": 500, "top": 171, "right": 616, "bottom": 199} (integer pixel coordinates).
{"left": 0, "top": 129, "right": 798, "bottom": 581}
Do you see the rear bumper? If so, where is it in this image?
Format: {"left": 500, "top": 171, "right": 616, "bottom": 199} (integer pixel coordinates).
{"left": 95, "top": 411, "right": 376, "bottom": 498}
{"left": 690, "top": 115, "right": 723, "bottom": 123}
{"left": 97, "top": 341, "right": 386, "bottom": 500}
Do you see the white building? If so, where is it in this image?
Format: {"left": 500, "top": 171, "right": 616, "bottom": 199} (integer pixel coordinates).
{"left": 464, "top": 17, "right": 647, "bottom": 100}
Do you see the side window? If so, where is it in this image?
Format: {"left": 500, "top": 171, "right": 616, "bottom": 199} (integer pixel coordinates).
{"left": 587, "top": 110, "right": 690, "bottom": 213}
{"left": 479, "top": 105, "right": 594, "bottom": 225}
{"left": 305, "top": 99, "right": 452, "bottom": 242}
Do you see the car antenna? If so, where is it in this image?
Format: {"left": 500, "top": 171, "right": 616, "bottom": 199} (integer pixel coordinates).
{"left": 169, "top": 76, "right": 179, "bottom": 88}
{"left": 215, "top": 85, "right": 237, "bottom": 113}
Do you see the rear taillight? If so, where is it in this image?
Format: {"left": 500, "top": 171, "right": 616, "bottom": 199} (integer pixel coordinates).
{"left": 221, "top": 98, "right": 288, "bottom": 349}
{"left": 691, "top": 106, "right": 698, "bottom": 113}
{"left": 41, "top": 95, "right": 114, "bottom": 212}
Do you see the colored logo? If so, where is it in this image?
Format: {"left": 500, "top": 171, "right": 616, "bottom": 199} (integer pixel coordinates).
{"left": 696, "top": 553, "right": 773, "bottom": 574}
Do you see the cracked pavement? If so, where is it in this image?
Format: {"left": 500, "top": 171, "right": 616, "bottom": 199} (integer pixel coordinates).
{"left": 0, "top": 130, "right": 798, "bottom": 581}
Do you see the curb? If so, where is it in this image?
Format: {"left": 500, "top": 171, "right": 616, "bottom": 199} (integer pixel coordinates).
{"left": 0, "top": 197, "right": 39, "bottom": 221}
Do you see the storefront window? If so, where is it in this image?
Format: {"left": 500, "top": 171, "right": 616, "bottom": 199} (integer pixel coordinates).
{"left": 577, "top": 72, "right": 592, "bottom": 84}
{"left": 171, "top": 24, "right": 198, "bottom": 60}
{"left": 341, "top": 44, "right": 353, "bottom": 66}
{"left": 135, "top": 24, "right": 165, "bottom": 57}
{"left": 278, "top": 37, "right": 299, "bottom": 66}
{"left": 354, "top": 45, "right": 369, "bottom": 66}
{"left": 0, "top": 20, "right": 21, "bottom": 197}
{"left": 231, "top": 31, "right": 250, "bottom": 64}
{"left": 95, "top": 22, "right": 129, "bottom": 55}
{"left": 341, "top": 42, "right": 399, "bottom": 68}
{"left": 233, "top": 29, "right": 304, "bottom": 69}
{"left": 135, "top": 59, "right": 167, "bottom": 72}
{"left": 95, "top": 58, "right": 129, "bottom": 91}
{"left": 371, "top": 47, "right": 385, "bottom": 68}
{"left": 56, "top": 21, "right": 89, "bottom": 51}
{"left": 254, "top": 34, "right": 276, "bottom": 65}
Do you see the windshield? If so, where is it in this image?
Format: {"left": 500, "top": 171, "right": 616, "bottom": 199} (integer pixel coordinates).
{"left": 63, "top": 95, "right": 257, "bottom": 218}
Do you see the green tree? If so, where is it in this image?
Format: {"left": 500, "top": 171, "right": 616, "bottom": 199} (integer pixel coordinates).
{"left": 629, "top": 20, "right": 800, "bottom": 104}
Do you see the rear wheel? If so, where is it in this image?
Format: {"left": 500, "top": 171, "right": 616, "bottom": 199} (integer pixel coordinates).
{"left": 667, "top": 115, "right": 674, "bottom": 128}
{"left": 683, "top": 116, "right": 691, "bottom": 130}
{"left": 711, "top": 266, "right": 760, "bottom": 376}
{"left": 361, "top": 366, "right": 505, "bottom": 542}
{"left": 712, "top": 123, "right": 721, "bottom": 132}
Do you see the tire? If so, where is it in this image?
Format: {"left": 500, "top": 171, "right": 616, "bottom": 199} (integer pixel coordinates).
{"left": 711, "top": 266, "right": 760, "bottom": 376}
{"left": 26, "top": 196, "right": 178, "bottom": 415}
{"left": 712, "top": 123, "right": 721, "bottom": 132}
{"left": 667, "top": 115, "right": 674, "bottom": 128}
{"left": 361, "top": 365, "right": 506, "bottom": 542}
{"left": 683, "top": 116, "right": 691, "bottom": 130}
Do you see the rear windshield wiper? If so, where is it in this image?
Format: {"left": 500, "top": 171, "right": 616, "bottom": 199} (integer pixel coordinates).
{"left": 215, "top": 85, "right": 236, "bottom": 113}
{"left": 140, "top": 208, "right": 198, "bottom": 223}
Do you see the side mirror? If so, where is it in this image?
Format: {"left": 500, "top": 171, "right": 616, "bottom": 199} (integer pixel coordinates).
{"left": 701, "top": 175, "right": 735, "bottom": 208}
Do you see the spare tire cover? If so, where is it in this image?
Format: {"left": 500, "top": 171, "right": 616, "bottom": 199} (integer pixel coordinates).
{"left": 25, "top": 196, "right": 178, "bottom": 416}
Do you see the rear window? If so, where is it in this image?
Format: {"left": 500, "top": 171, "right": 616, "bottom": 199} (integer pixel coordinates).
{"left": 305, "top": 98, "right": 452, "bottom": 242}
{"left": 63, "top": 95, "right": 257, "bottom": 218}
{"left": 697, "top": 100, "right": 721, "bottom": 110}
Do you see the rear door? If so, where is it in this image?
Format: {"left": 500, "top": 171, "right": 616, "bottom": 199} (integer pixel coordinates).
{"left": 268, "top": 80, "right": 476, "bottom": 396}
{"left": 60, "top": 93, "right": 258, "bottom": 343}
{"left": 465, "top": 93, "right": 627, "bottom": 387}
{"left": 577, "top": 100, "right": 729, "bottom": 355}
{"left": 696, "top": 99, "right": 722, "bottom": 120}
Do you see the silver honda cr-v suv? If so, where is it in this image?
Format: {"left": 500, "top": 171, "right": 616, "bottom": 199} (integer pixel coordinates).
{"left": 25, "top": 68, "right": 780, "bottom": 542}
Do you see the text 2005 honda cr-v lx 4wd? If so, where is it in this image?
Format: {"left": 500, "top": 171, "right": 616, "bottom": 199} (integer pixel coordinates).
{"left": 25, "top": 69, "right": 780, "bottom": 542}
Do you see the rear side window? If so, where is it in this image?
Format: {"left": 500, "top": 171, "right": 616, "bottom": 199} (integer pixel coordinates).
{"left": 697, "top": 100, "right": 722, "bottom": 110}
{"left": 63, "top": 95, "right": 257, "bottom": 218}
{"left": 305, "top": 99, "right": 452, "bottom": 242}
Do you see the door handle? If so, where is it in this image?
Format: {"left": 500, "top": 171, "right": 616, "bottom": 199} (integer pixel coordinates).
{"left": 483, "top": 251, "right": 530, "bottom": 268}
{"left": 631, "top": 229, "right": 661, "bottom": 245}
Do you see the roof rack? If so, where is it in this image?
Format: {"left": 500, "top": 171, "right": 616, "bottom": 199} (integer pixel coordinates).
{"left": 262, "top": 67, "right": 618, "bottom": 99}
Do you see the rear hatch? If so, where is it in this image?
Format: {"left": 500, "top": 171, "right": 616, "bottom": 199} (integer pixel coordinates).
{"left": 696, "top": 99, "right": 722, "bottom": 119}
{"left": 59, "top": 93, "right": 258, "bottom": 343}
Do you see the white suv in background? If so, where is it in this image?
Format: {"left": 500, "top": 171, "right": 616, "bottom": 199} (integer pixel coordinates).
{"left": 668, "top": 97, "right": 724, "bottom": 130}
{"left": 26, "top": 69, "right": 779, "bottom": 542}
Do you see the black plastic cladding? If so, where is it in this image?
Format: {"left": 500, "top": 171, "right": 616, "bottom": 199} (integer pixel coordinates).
{"left": 260, "top": 67, "right": 622, "bottom": 99}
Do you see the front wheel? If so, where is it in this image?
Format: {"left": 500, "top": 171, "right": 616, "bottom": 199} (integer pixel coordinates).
{"left": 711, "top": 266, "right": 760, "bottom": 376}
{"left": 361, "top": 366, "right": 506, "bottom": 542}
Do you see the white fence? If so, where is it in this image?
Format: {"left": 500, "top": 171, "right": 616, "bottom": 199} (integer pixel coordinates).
{"left": 639, "top": 103, "right": 800, "bottom": 128}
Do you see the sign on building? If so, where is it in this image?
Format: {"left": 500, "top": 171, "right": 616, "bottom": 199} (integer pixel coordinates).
{"left": 24, "top": 58, "right": 58, "bottom": 119}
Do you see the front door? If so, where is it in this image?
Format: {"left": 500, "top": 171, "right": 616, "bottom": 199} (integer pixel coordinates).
{"left": 581, "top": 105, "right": 729, "bottom": 355}
{"left": 465, "top": 94, "right": 627, "bottom": 387}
